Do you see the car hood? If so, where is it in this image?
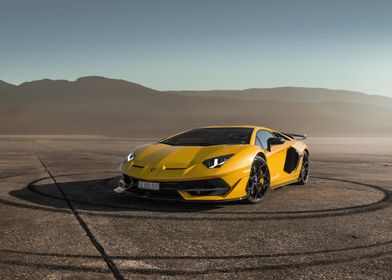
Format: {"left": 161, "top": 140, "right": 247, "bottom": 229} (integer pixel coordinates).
{"left": 132, "top": 143, "right": 248, "bottom": 168}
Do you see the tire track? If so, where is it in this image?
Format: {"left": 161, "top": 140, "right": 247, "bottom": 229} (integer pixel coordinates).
{"left": 1, "top": 170, "right": 391, "bottom": 276}
{"left": 22, "top": 173, "right": 391, "bottom": 221}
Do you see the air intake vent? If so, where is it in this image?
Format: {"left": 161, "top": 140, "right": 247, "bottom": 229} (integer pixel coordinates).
{"left": 164, "top": 167, "right": 186, "bottom": 170}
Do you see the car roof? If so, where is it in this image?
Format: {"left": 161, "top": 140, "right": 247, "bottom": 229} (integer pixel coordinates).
{"left": 200, "top": 125, "right": 273, "bottom": 131}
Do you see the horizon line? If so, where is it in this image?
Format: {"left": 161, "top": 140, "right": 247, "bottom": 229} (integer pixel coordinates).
{"left": 1, "top": 75, "right": 390, "bottom": 98}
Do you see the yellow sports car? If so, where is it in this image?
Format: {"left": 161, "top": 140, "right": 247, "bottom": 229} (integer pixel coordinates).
{"left": 115, "top": 126, "right": 309, "bottom": 203}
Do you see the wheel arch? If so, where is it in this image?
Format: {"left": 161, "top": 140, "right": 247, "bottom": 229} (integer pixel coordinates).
{"left": 256, "top": 152, "right": 266, "bottom": 161}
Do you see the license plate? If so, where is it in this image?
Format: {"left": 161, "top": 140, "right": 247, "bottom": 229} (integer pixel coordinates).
{"left": 138, "top": 181, "right": 160, "bottom": 191}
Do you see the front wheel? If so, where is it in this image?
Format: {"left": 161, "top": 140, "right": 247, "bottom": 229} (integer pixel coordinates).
{"left": 245, "top": 156, "right": 270, "bottom": 204}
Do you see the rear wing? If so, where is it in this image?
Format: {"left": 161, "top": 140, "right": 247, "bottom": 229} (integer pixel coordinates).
{"left": 282, "top": 132, "right": 307, "bottom": 140}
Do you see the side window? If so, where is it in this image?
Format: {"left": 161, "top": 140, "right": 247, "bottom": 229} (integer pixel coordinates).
{"left": 255, "top": 130, "right": 274, "bottom": 150}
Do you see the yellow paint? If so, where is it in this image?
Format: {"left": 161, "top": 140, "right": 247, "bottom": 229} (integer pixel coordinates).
{"left": 119, "top": 126, "right": 309, "bottom": 201}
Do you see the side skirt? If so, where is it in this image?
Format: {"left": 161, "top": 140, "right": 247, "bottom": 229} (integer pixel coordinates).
{"left": 270, "top": 178, "right": 301, "bottom": 189}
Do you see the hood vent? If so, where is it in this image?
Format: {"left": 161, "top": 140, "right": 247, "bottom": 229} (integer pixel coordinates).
{"left": 164, "top": 167, "right": 186, "bottom": 171}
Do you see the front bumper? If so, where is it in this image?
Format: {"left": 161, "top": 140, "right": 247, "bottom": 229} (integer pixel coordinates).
{"left": 115, "top": 173, "right": 248, "bottom": 202}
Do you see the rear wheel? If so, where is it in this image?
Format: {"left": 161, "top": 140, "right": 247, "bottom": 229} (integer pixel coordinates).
{"left": 298, "top": 152, "right": 309, "bottom": 185}
{"left": 245, "top": 156, "right": 270, "bottom": 204}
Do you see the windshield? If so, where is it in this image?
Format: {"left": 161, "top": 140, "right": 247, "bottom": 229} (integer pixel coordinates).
{"left": 160, "top": 128, "right": 253, "bottom": 146}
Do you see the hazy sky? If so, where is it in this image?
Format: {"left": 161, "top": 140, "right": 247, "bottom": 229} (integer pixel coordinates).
{"left": 1, "top": 0, "right": 392, "bottom": 96}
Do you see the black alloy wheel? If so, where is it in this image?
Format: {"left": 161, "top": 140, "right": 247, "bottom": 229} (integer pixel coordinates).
{"left": 298, "top": 152, "right": 310, "bottom": 185}
{"left": 245, "top": 156, "right": 270, "bottom": 204}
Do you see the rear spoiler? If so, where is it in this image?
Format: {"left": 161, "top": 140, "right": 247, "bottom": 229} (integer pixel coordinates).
{"left": 282, "top": 132, "right": 307, "bottom": 140}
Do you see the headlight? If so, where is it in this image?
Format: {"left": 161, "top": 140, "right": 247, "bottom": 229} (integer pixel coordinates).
{"left": 126, "top": 151, "right": 136, "bottom": 162}
{"left": 203, "top": 154, "right": 233, "bottom": 168}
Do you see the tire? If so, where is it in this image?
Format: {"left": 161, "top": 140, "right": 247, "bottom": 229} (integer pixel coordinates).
{"left": 245, "top": 156, "right": 270, "bottom": 204}
{"left": 298, "top": 151, "right": 310, "bottom": 185}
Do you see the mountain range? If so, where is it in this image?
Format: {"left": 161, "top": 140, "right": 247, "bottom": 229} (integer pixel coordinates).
{"left": 1, "top": 76, "right": 391, "bottom": 137}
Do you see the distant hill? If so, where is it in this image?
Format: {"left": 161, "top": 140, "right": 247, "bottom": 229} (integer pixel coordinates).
{"left": 168, "top": 87, "right": 392, "bottom": 108}
{"left": 0, "top": 80, "right": 16, "bottom": 91}
{"left": 1, "top": 76, "right": 391, "bottom": 137}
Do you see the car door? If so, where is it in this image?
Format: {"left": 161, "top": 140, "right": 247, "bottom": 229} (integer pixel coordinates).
{"left": 254, "top": 130, "right": 292, "bottom": 187}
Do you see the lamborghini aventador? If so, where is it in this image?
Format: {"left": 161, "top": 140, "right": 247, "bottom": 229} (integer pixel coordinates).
{"left": 114, "top": 126, "right": 309, "bottom": 203}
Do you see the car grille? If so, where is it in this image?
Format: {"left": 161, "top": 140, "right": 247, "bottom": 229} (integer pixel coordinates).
{"left": 122, "top": 174, "right": 230, "bottom": 199}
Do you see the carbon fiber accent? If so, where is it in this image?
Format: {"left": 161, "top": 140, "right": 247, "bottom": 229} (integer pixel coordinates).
{"left": 284, "top": 147, "right": 300, "bottom": 173}
{"left": 122, "top": 174, "right": 230, "bottom": 198}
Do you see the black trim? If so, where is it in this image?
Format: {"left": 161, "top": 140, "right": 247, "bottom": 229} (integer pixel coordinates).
{"left": 122, "top": 175, "right": 231, "bottom": 199}
{"left": 282, "top": 132, "right": 307, "bottom": 140}
{"left": 273, "top": 132, "right": 292, "bottom": 141}
{"left": 123, "top": 191, "right": 248, "bottom": 203}
{"left": 284, "top": 147, "right": 301, "bottom": 173}
{"left": 126, "top": 188, "right": 183, "bottom": 200}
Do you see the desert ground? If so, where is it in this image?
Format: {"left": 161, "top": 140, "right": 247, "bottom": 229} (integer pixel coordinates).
{"left": 0, "top": 135, "right": 391, "bottom": 279}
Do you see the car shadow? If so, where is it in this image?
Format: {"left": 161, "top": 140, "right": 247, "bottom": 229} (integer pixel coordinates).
{"left": 9, "top": 176, "right": 244, "bottom": 213}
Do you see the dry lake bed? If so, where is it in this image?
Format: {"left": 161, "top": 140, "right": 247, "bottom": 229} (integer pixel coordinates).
{"left": 0, "top": 136, "right": 391, "bottom": 279}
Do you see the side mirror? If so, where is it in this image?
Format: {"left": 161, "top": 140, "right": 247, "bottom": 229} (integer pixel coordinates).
{"left": 267, "top": 137, "right": 285, "bottom": 151}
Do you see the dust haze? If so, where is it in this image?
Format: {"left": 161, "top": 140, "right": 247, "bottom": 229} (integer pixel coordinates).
{"left": 1, "top": 76, "right": 392, "bottom": 138}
